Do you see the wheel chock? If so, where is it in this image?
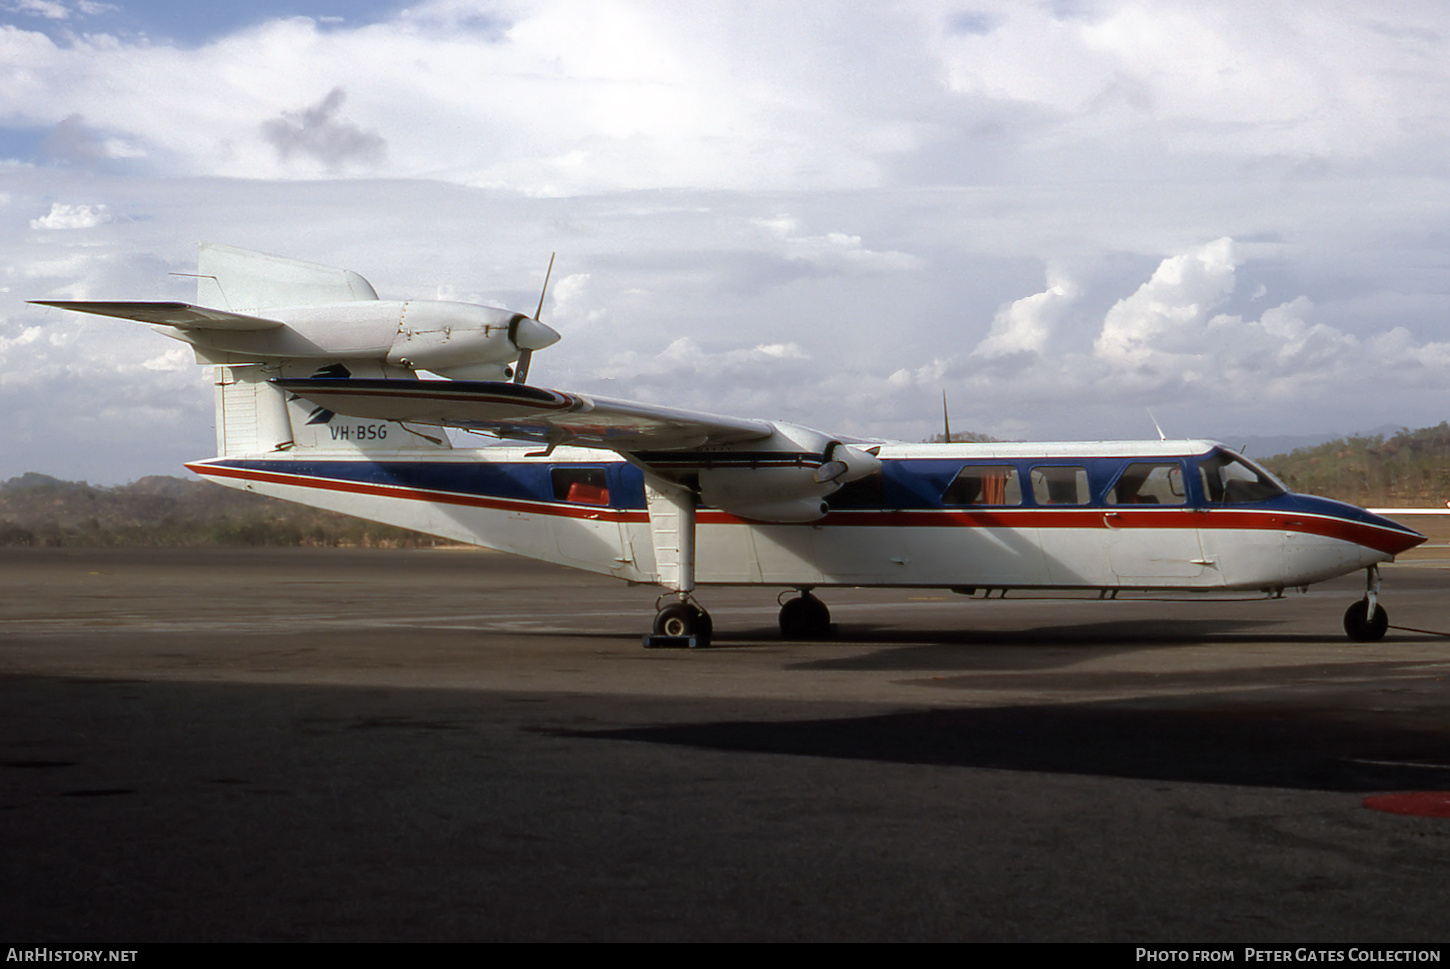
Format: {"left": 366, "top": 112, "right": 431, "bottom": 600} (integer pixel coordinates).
{"left": 642, "top": 634, "right": 710, "bottom": 649}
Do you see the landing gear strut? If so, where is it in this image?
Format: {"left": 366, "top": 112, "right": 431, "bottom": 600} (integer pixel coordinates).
{"left": 1343, "top": 565, "right": 1389, "bottom": 642}
{"left": 779, "top": 590, "right": 833, "bottom": 640}
{"left": 641, "top": 478, "right": 711, "bottom": 648}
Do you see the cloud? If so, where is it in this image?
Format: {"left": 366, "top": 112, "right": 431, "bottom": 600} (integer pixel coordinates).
{"left": 39, "top": 114, "right": 143, "bottom": 168}
{"left": 261, "top": 88, "right": 387, "bottom": 171}
{"left": 857, "top": 233, "right": 1450, "bottom": 442}
{"left": 1, "top": 1, "right": 1447, "bottom": 196}
{"left": 29, "top": 201, "right": 111, "bottom": 229}
{"left": 1094, "top": 237, "right": 1236, "bottom": 367}
{"left": 973, "top": 270, "right": 1079, "bottom": 358}
{"left": 600, "top": 336, "right": 811, "bottom": 385}
{"left": 753, "top": 215, "right": 919, "bottom": 275}
{"left": 0, "top": 4, "right": 920, "bottom": 192}
{"left": 5, "top": 0, "right": 70, "bottom": 19}
{"left": 933, "top": 2, "right": 1440, "bottom": 168}
{"left": 6, "top": 4, "right": 1450, "bottom": 476}
{"left": 572, "top": 335, "right": 818, "bottom": 419}
{"left": 0, "top": 283, "right": 212, "bottom": 482}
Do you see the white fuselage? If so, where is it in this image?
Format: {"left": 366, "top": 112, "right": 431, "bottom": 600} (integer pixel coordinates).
{"left": 188, "top": 439, "right": 1419, "bottom": 595}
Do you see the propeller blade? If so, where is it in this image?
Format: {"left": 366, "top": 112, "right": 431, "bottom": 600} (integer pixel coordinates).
{"left": 813, "top": 460, "right": 848, "bottom": 484}
{"left": 514, "top": 252, "right": 556, "bottom": 385}
{"left": 534, "top": 252, "right": 555, "bottom": 321}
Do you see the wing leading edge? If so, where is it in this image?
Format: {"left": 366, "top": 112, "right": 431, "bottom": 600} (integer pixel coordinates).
{"left": 273, "top": 377, "right": 776, "bottom": 452}
{"left": 30, "top": 301, "right": 283, "bottom": 331}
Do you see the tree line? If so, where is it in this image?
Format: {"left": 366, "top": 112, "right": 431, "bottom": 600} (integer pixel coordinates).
{"left": 0, "top": 473, "right": 439, "bottom": 548}
{"left": 1259, "top": 423, "right": 1450, "bottom": 508}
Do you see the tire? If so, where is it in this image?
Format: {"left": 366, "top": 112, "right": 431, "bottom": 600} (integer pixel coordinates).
{"left": 653, "top": 602, "right": 711, "bottom": 640}
{"left": 779, "top": 594, "right": 831, "bottom": 639}
{"left": 1343, "top": 598, "right": 1388, "bottom": 642}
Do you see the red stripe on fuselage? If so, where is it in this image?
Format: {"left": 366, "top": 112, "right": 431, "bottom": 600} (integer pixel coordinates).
{"left": 817, "top": 507, "right": 1422, "bottom": 554}
{"left": 188, "top": 463, "right": 1422, "bottom": 555}
{"left": 189, "top": 462, "right": 650, "bottom": 524}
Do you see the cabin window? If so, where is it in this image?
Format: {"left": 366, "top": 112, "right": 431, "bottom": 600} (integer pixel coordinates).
{"left": 1197, "top": 451, "right": 1286, "bottom": 504}
{"left": 943, "top": 466, "right": 1022, "bottom": 506}
{"left": 551, "top": 467, "right": 611, "bottom": 506}
{"left": 1107, "top": 463, "right": 1186, "bottom": 505}
{"left": 1030, "top": 466, "right": 1089, "bottom": 505}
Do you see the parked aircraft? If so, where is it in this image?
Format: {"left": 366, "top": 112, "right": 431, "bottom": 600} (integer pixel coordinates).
{"left": 33, "top": 245, "right": 1425, "bottom": 644}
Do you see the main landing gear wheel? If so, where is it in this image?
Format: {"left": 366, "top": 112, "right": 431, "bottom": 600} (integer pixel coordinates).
{"left": 1343, "top": 598, "right": 1388, "bottom": 642}
{"left": 778, "top": 592, "right": 832, "bottom": 640}
{"left": 652, "top": 601, "right": 713, "bottom": 640}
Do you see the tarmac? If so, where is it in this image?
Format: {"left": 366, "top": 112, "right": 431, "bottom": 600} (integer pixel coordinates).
{"left": 2, "top": 543, "right": 1450, "bottom": 942}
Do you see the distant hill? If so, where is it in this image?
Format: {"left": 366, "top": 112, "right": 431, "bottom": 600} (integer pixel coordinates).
{"left": 0, "top": 474, "right": 442, "bottom": 548}
{"left": 924, "top": 431, "right": 1003, "bottom": 444}
{"left": 1258, "top": 423, "right": 1450, "bottom": 507}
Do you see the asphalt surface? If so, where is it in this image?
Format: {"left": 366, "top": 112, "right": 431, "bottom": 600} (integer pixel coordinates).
{"left": 2, "top": 545, "right": 1450, "bottom": 942}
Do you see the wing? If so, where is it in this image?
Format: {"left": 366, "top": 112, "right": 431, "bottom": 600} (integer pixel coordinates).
{"left": 30, "top": 301, "right": 283, "bottom": 331}
{"left": 273, "top": 377, "right": 774, "bottom": 451}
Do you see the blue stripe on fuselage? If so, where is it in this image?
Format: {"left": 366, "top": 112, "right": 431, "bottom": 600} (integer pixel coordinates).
{"left": 205, "top": 455, "right": 1414, "bottom": 538}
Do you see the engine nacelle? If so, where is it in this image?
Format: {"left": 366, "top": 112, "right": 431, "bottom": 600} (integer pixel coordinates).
{"left": 697, "top": 423, "right": 881, "bottom": 523}
{"left": 172, "top": 300, "right": 560, "bottom": 377}
{"left": 718, "top": 497, "right": 832, "bottom": 524}
{"left": 387, "top": 303, "right": 559, "bottom": 378}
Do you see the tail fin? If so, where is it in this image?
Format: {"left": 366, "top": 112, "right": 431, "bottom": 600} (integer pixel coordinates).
{"left": 197, "top": 243, "right": 378, "bottom": 310}
{"left": 196, "top": 245, "right": 449, "bottom": 458}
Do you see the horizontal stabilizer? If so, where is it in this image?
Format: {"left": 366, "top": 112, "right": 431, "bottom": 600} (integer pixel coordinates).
{"left": 275, "top": 377, "right": 775, "bottom": 452}
{"left": 30, "top": 301, "right": 283, "bottom": 331}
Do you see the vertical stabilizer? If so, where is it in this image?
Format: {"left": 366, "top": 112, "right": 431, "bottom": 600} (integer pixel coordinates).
{"left": 197, "top": 243, "right": 379, "bottom": 311}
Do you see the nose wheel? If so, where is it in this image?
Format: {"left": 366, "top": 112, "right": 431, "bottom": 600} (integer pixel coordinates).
{"left": 1344, "top": 599, "right": 1388, "bottom": 642}
{"left": 1343, "top": 566, "right": 1389, "bottom": 642}
{"left": 779, "top": 591, "right": 833, "bottom": 639}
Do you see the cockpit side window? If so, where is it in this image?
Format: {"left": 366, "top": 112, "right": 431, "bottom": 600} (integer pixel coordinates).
{"left": 943, "top": 465, "right": 1022, "bottom": 506}
{"left": 1197, "top": 450, "right": 1286, "bottom": 504}
{"left": 1030, "top": 466, "right": 1090, "bottom": 505}
{"left": 1107, "top": 463, "right": 1186, "bottom": 505}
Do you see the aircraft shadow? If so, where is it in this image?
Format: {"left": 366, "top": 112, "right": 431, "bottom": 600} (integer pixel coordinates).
{"left": 562, "top": 616, "right": 1401, "bottom": 673}
{"left": 776, "top": 619, "right": 1342, "bottom": 671}
{"left": 589, "top": 615, "right": 1360, "bottom": 669}
{"left": 551, "top": 702, "right": 1450, "bottom": 793}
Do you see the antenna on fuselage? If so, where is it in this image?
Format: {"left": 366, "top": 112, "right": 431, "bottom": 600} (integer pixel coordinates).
{"left": 1147, "top": 408, "right": 1167, "bottom": 442}
{"left": 943, "top": 390, "right": 953, "bottom": 444}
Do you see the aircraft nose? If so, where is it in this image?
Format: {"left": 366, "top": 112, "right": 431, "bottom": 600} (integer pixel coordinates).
{"left": 1362, "top": 509, "right": 1427, "bottom": 556}
{"left": 512, "top": 316, "right": 561, "bottom": 351}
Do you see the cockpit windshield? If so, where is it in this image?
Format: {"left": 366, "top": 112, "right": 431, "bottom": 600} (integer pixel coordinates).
{"left": 1197, "top": 449, "right": 1287, "bottom": 504}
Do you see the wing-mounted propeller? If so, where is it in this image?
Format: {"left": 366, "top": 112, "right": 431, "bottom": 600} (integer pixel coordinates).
{"left": 814, "top": 440, "right": 868, "bottom": 484}
{"left": 510, "top": 253, "right": 555, "bottom": 385}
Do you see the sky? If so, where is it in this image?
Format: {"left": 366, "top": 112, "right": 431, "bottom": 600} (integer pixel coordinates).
{"left": 4, "top": 0, "right": 1450, "bottom": 482}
